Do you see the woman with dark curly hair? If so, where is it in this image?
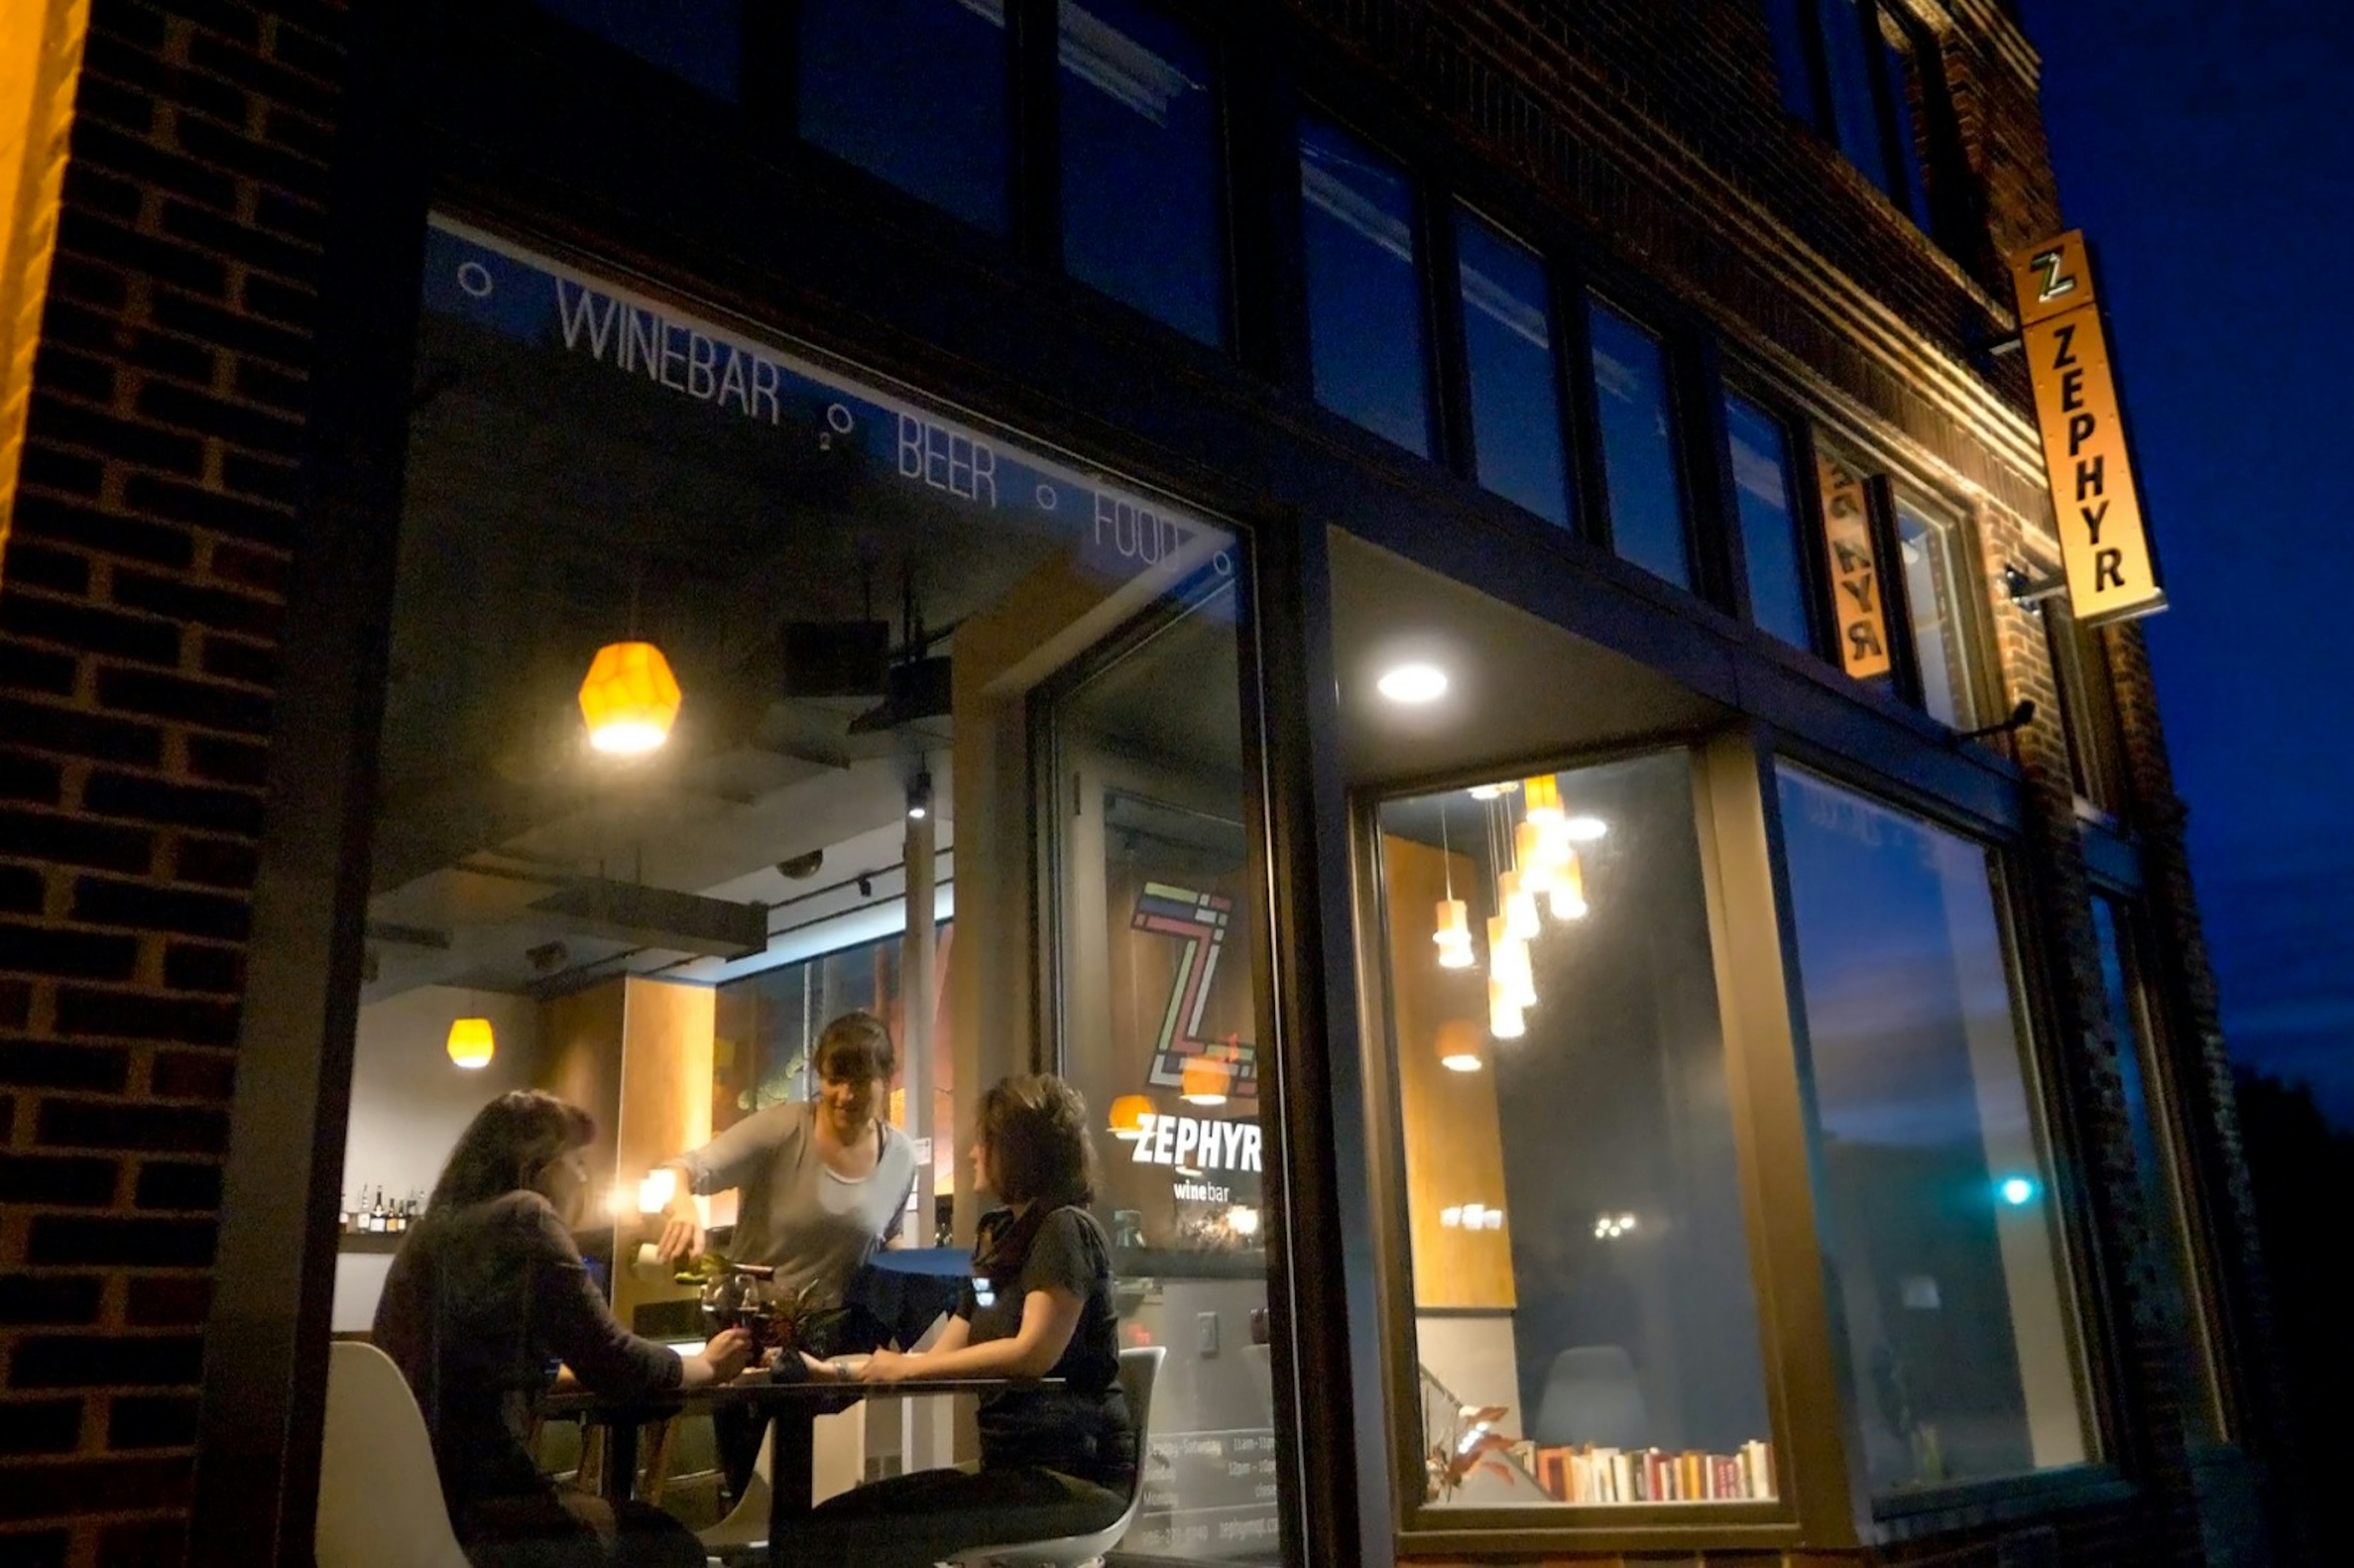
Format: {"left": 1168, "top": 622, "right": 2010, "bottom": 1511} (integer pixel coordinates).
{"left": 373, "top": 1090, "right": 753, "bottom": 1568}
{"left": 779, "top": 1073, "right": 1135, "bottom": 1566}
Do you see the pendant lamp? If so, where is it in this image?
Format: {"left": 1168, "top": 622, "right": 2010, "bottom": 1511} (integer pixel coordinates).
{"left": 1108, "top": 1094, "right": 1154, "bottom": 1140}
{"left": 1550, "top": 847, "right": 1590, "bottom": 920}
{"left": 1487, "top": 916, "right": 1536, "bottom": 1010}
{"left": 1432, "top": 801, "right": 1474, "bottom": 967}
{"left": 446, "top": 1017, "right": 495, "bottom": 1070}
{"left": 1514, "top": 820, "right": 1556, "bottom": 897}
{"left": 579, "top": 640, "right": 683, "bottom": 755}
{"left": 1498, "top": 869, "right": 1540, "bottom": 942}
{"left": 1487, "top": 976, "right": 1525, "bottom": 1040}
{"left": 1180, "top": 1053, "right": 1231, "bottom": 1106}
{"left": 1523, "top": 773, "right": 1563, "bottom": 826}
{"left": 1437, "top": 1019, "right": 1484, "bottom": 1073}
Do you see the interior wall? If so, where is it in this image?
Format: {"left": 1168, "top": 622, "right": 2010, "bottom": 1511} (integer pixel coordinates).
{"left": 331, "top": 984, "right": 543, "bottom": 1330}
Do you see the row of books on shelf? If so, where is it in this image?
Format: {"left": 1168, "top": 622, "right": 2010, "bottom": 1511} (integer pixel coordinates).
{"left": 1528, "top": 1439, "right": 1775, "bottom": 1505}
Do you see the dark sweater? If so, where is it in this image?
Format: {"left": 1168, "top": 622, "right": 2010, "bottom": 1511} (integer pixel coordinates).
{"left": 374, "top": 1190, "right": 682, "bottom": 1521}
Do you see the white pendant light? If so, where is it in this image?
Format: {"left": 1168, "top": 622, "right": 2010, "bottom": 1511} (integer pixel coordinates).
{"left": 1487, "top": 976, "right": 1525, "bottom": 1040}
{"left": 1550, "top": 847, "right": 1590, "bottom": 921}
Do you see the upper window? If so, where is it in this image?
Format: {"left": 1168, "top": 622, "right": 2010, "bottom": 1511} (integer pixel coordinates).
{"left": 799, "top": 0, "right": 1012, "bottom": 234}
{"left": 2044, "top": 604, "right": 2124, "bottom": 812}
{"left": 1777, "top": 767, "right": 2089, "bottom": 1493}
{"left": 1586, "top": 300, "right": 1692, "bottom": 591}
{"left": 1723, "top": 392, "right": 1813, "bottom": 650}
{"left": 1300, "top": 117, "right": 1433, "bottom": 456}
{"left": 1059, "top": 0, "right": 1228, "bottom": 346}
{"left": 1456, "top": 213, "right": 1571, "bottom": 528}
{"left": 1767, "top": 0, "right": 1940, "bottom": 233}
{"left": 530, "top": 0, "right": 742, "bottom": 97}
{"left": 1894, "top": 499, "right": 1975, "bottom": 729}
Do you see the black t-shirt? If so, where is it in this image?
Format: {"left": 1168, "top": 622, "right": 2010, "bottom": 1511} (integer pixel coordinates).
{"left": 958, "top": 1205, "right": 1134, "bottom": 1487}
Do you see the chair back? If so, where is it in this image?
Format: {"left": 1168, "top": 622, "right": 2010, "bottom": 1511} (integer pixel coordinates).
{"left": 1531, "top": 1344, "right": 1648, "bottom": 1450}
{"left": 317, "top": 1341, "right": 472, "bottom": 1568}
{"left": 945, "top": 1344, "right": 1167, "bottom": 1567}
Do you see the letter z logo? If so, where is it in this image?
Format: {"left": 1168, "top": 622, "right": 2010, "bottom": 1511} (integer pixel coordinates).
{"left": 2032, "top": 247, "right": 2079, "bottom": 305}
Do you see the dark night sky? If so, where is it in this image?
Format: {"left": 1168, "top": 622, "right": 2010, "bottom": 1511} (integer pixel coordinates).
{"left": 2026, "top": 3, "right": 2354, "bottom": 1122}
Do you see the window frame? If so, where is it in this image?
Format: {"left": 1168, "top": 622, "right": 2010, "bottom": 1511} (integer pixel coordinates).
{"left": 1351, "top": 736, "right": 1823, "bottom": 1556}
{"left": 1759, "top": 739, "right": 2127, "bottom": 1526}
{"left": 1716, "top": 378, "right": 1832, "bottom": 660}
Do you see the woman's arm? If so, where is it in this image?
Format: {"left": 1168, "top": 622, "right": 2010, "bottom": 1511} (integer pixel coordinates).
{"left": 858, "top": 1287, "right": 1081, "bottom": 1383}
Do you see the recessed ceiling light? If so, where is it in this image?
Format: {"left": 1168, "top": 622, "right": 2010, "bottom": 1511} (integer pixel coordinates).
{"left": 1564, "top": 815, "right": 1608, "bottom": 841}
{"left": 1375, "top": 663, "right": 1449, "bottom": 704}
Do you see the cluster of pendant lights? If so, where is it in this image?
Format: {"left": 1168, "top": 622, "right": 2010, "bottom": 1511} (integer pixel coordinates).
{"left": 1431, "top": 774, "right": 1605, "bottom": 1065}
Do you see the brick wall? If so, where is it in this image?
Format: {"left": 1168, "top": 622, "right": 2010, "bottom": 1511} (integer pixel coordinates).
{"left": 0, "top": 2, "right": 340, "bottom": 1563}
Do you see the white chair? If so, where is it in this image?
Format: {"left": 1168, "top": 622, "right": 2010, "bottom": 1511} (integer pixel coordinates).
{"left": 1531, "top": 1344, "right": 1648, "bottom": 1450}
{"left": 316, "top": 1341, "right": 471, "bottom": 1568}
{"left": 698, "top": 1404, "right": 869, "bottom": 1562}
{"left": 945, "top": 1344, "right": 1165, "bottom": 1568}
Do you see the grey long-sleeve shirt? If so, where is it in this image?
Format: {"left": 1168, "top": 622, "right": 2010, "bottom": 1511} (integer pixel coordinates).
{"left": 676, "top": 1101, "right": 917, "bottom": 1307}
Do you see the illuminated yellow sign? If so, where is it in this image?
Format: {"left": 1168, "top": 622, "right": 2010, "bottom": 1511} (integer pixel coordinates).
{"left": 1815, "top": 446, "right": 1892, "bottom": 679}
{"left": 2009, "top": 231, "right": 2165, "bottom": 626}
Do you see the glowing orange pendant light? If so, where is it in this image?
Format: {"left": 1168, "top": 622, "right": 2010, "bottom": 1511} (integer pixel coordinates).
{"left": 579, "top": 641, "right": 682, "bottom": 755}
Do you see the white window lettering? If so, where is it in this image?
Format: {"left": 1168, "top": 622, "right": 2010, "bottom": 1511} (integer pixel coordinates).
{"left": 1154, "top": 1116, "right": 1176, "bottom": 1165}
{"left": 687, "top": 332, "right": 717, "bottom": 400}
{"left": 660, "top": 324, "right": 689, "bottom": 391}
{"left": 1241, "top": 1123, "right": 1262, "bottom": 1174}
{"left": 555, "top": 281, "right": 618, "bottom": 360}
{"left": 717, "top": 348, "right": 748, "bottom": 414}
{"left": 898, "top": 413, "right": 924, "bottom": 480}
{"left": 1173, "top": 1117, "right": 1200, "bottom": 1165}
{"left": 971, "top": 440, "right": 996, "bottom": 507}
{"left": 1130, "top": 1116, "right": 1160, "bottom": 1162}
{"left": 751, "top": 357, "right": 780, "bottom": 425}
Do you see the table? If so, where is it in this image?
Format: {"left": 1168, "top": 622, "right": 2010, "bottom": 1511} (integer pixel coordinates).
{"left": 541, "top": 1373, "right": 1059, "bottom": 1555}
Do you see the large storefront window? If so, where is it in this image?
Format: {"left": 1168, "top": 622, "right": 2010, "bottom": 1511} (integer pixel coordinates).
{"left": 326, "top": 216, "right": 1286, "bottom": 1564}
{"left": 1776, "top": 767, "right": 2088, "bottom": 1493}
{"left": 1371, "top": 753, "right": 1777, "bottom": 1509}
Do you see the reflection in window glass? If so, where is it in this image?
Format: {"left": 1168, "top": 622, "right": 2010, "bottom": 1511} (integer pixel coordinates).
{"left": 1878, "top": 15, "right": 1932, "bottom": 227}
{"left": 1059, "top": 0, "right": 1227, "bottom": 346}
{"left": 2093, "top": 899, "right": 2226, "bottom": 1446}
{"left": 1897, "top": 506, "right": 1972, "bottom": 728}
{"left": 1379, "top": 755, "right": 1777, "bottom": 1507}
{"left": 1819, "top": 0, "right": 1887, "bottom": 196}
{"left": 1300, "top": 118, "right": 1430, "bottom": 455}
{"left": 533, "top": 0, "right": 741, "bottom": 98}
{"left": 1724, "top": 395, "right": 1811, "bottom": 649}
{"left": 1588, "top": 302, "right": 1690, "bottom": 589}
{"left": 1457, "top": 215, "right": 1568, "bottom": 526}
{"left": 800, "top": 0, "right": 1010, "bottom": 234}
{"left": 1777, "top": 767, "right": 2087, "bottom": 1493}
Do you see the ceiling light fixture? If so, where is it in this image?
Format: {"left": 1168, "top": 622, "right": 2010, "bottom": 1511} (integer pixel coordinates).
{"left": 1108, "top": 1094, "right": 1153, "bottom": 1140}
{"left": 579, "top": 641, "right": 683, "bottom": 755}
{"left": 905, "top": 769, "right": 933, "bottom": 821}
{"left": 1376, "top": 662, "right": 1449, "bottom": 704}
{"left": 1438, "top": 1019, "right": 1483, "bottom": 1073}
{"left": 1433, "top": 799, "right": 1474, "bottom": 969}
{"left": 1564, "top": 815, "right": 1608, "bottom": 842}
{"left": 446, "top": 1017, "right": 495, "bottom": 1070}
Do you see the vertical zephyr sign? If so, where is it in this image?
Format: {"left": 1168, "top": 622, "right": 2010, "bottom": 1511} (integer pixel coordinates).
{"left": 2008, "top": 230, "right": 2167, "bottom": 626}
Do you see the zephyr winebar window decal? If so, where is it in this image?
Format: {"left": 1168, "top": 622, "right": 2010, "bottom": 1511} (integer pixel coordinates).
{"left": 2009, "top": 230, "right": 2166, "bottom": 626}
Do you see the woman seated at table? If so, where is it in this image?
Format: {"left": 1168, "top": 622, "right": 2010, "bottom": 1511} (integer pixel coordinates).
{"left": 375, "top": 1090, "right": 753, "bottom": 1568}
{"left": 781, "top": 1073, "right": 1135, "bottom": 1567}
{"left": 649, "top": 1008, "right": 919, "bottom": 1498}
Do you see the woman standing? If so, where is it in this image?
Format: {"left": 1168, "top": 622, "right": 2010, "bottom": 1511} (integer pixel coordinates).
{"left": 782, "top": 1073, "right": 1135, "bottom": 1567}
{"left": 650, "top": 1008, "right": 920, "bottom": 1496}
{"left": 373, "top": 1090, "right": 752, "bottom": 1568}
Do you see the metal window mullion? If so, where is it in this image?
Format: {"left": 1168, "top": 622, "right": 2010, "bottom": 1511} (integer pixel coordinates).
{"left": 1424, "top": 189, "right": 1477, "bottom": 484}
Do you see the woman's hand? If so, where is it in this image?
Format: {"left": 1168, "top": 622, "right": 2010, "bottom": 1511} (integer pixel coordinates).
{"left": 653, "top": 1203, "right": 706, "bottom": 1266}
{"left": 856, "top": 1349, "right": 919, "bottom": 1384}
{"left": 699, "top": 1327, "right": 753, "bottom": 1384}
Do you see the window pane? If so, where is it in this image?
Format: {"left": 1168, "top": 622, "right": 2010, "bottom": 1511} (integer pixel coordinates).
{"left": 1878, "top": 16, "right": 1933, "bottom": 228}
{"left": 350, "top": 219, "right": 1293, "bottom": 1559}
{"left": 1819, "top": 0, "right": 1890, "bottom": 194}
{"left": 1724, "top": 394, "right": 1811, "bottom": 648}
{"left": 1300, "top": 118, "right": 1431, "bottom": 455}
{"left": 1059, "top": 0, "right": 1227, "bottom": 346}
{"left": 1762, "top": 0, "right": 1818, "bottom": 122}
{"left": 1047, "top": 598, "right": 1282, "bottom": 1557}
{"left": 2092, "top": 899, "right": 2226, "bottom": 1446}
{"left": 800, "top": 0, "right": 1010, "bottom": 234}
{"left": 1777, "top": 767, "right": 2088, "bottom": 1493}
{"left": 1587, "top": 302, "right": 1691, "bottom": 588}
{"left": 1380, "top": 755, "right": 1778, "bottom": 1508}
{"left": 533, "top": 0, "right": 741, "bottom": 98}
{"left": 1896, "top": 506, "right": 1971, "bottom": 728}
{"left": 1457, "top": 214, "right": 1569, "bottom": 527}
